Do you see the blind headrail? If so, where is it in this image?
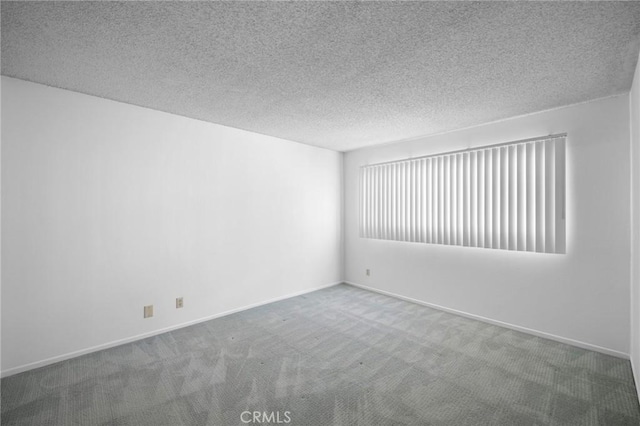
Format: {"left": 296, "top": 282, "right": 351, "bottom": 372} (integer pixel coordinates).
{"left": 364, "top": 133, "right": 567, "bottom": 168}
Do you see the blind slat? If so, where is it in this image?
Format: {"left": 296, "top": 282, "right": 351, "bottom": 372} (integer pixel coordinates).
{"left": 470, "top": 151, "right": 478, "bottom": 247}
{"left": 484, "top": 151, "right": 492, "bottom": 248}
{"left": 545, "top": 139, "right": 556, "bottom": 253}
{"left": 430, "top": 158, "right": 435, "bottom": 243}
{"left": 477, "top": 150, "right": 485, "bottom": 248}
{"left": 450, "top": 155, "right": 457, "bottom": 245}
{"left": 517, "top": 144, "right": 526, "bottom": 251}
{"left": 462, "top": 153, "right": 469, "bottom": 246}
{"left": 555, "top": 139, "right": 566, "bottom": 253}
{"left": 535, "top": 142, "right": 545, "bottom": 253}
{"left": 509, "top": 145, "right": 517, "bottom": 250}
{"left": 493, "top": 148, "right": 500, "bottom": 249}
{"left": 438, "top": 157, "right": 444, "bottom": 244}
{"left": 526, "top": 142, "right": 536, "bottom": 251}
{"left": 458, "top": 154, "right": 463, "bottom": 246}
{"left": 444, "top": 156, "right": 450, "bottom": 245}
{"left": 500, "top": 147, "right": 509, "bottom": 250}
{"left": 413, "top": 161, "right": 418, "bottom": 242}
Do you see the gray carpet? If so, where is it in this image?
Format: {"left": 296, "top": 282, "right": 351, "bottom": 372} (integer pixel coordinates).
{"left": 2, "top": 284, "right": 639, "bottom": 425}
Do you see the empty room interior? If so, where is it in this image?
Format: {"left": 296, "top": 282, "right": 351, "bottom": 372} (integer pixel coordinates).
{"left": 3, "top": 1, "right": 640, "bottom": 425}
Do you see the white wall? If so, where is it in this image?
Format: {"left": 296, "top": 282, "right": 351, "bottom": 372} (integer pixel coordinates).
{"left": 344, "top": 94, "right": 631, "bottom": 356}
{"left": 631, "top": 52, "right": 640, "bottom": 397}
{"left": 0, "top": 70, "right": 3, "bottom": 399}
{"left": 1, "top": 77, "right": 343, "bottom": 376}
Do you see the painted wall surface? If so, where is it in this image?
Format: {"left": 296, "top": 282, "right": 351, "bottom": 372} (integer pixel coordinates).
{"left": 631, "top": 52, "right": 640, "bottom": 395}
{"left": 0, "top": 72, "right": 3, "bottom": 388}
{"left": 344, "top": 94, "right": 631, "bottom": 355}
{"left": 1, "top": 77, "right": 343, "bottom": 375}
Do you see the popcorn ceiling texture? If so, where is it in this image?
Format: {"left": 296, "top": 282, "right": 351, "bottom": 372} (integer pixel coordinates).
{"left": 2, "top": 1, "right": 640, "bottom": 151}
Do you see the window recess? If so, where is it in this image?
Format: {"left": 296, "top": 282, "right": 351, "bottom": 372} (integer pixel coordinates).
{"left": 359, "top": 134, "right": 566, "bottom": 253}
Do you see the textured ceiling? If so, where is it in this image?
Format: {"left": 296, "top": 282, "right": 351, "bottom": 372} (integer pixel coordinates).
{"left": 2, "top": 1, "right": 640, "bottom": 152}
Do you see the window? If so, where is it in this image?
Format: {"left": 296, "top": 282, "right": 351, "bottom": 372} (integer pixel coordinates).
{"left": 359, "top": 134, "right": 566, "bottom": 253}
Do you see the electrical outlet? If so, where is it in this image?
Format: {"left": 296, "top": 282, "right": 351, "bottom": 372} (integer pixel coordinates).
{"left": 144, "top": 305, "right": 153, "bottom": 318}
{"left": 176, "top": 297, "right": 184, "bottom": 309}
{"left": 366, "top": 269, "right": 370, "bottom": 276}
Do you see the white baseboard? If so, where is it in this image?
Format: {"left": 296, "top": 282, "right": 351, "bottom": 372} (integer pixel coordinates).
{"left": 1, "top": 281, "right": 342, "bottom": 378}
{"left": 345, "top": 281, "right": 629, "bottom": 359}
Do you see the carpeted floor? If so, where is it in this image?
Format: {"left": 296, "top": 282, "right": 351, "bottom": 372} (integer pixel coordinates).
{"left": 2, "top": 284, "right": 639, "bottom": 425}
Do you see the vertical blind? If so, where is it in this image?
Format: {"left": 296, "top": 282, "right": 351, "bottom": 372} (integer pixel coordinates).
{"left": 359, "top": 134, "right": 566, "bottom": 253}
